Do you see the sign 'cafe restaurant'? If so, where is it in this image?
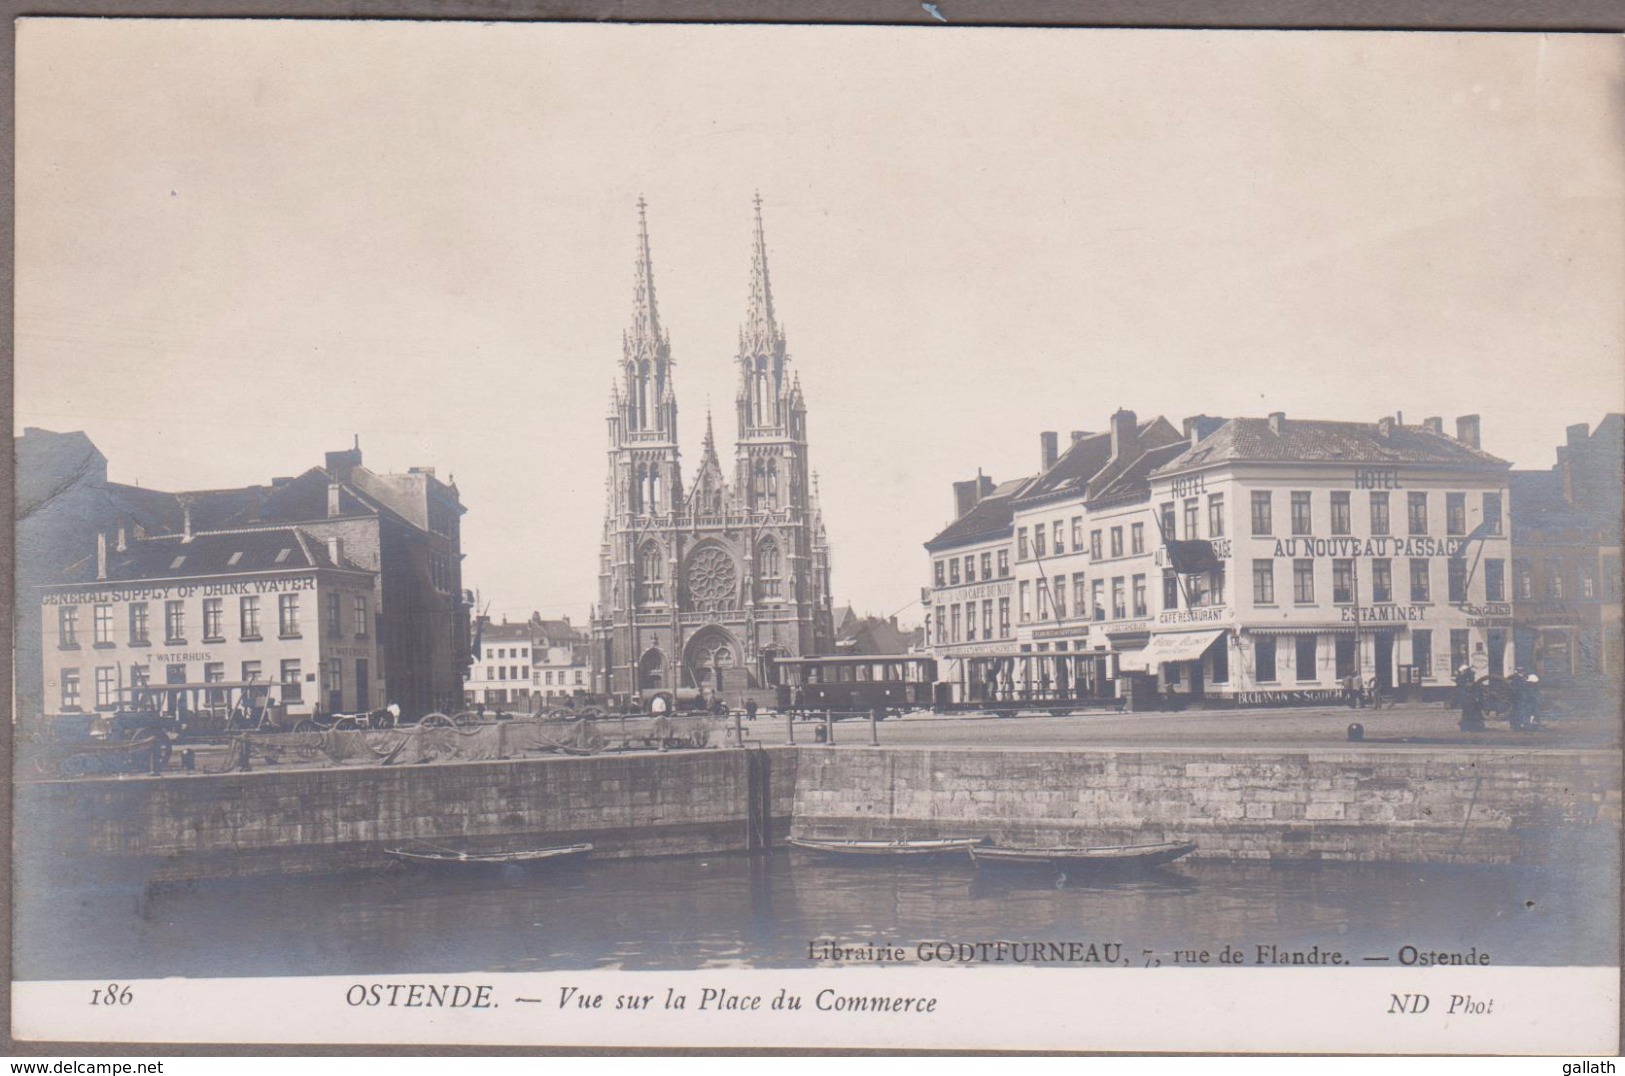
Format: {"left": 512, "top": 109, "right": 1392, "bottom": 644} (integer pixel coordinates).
{"left": 1134, "top": 414, "right": 1515, "bottom": 706}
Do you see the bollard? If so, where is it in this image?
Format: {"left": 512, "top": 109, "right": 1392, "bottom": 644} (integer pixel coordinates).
{"left": 870, "top": 707, "right": 881, "bottom": 747}
{"left": 824, "top": 709, "right": 835, "bottom": 746}
{"left": 786, "top": 711, "right": 795, "bottom": 745}
{"left": 1347, "top": 722, "right": 1364, "bottom": 743}
{"left": 734, "top": 708, "right": 744, "bottom": 749}
{"left": 181, "top": 749, "right": 196, "bottom": 772}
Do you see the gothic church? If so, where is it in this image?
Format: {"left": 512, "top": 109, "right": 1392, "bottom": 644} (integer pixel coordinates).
{"left": 592, "top": 198, "right": 835, "bottom": 700}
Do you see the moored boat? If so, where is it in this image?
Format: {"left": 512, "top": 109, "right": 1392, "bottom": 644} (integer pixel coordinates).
{"left": 786, "top": 836, "right": 982, "bottom": 858}
{"left": 971, "top": 840, "right": 1196, "bottom": 870}
{"left": 385, "top": 843, "right": 594, "bottom": 868}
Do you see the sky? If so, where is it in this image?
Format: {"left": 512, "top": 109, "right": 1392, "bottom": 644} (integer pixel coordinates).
{"left": 16, "top": 21, "right": 1624, "bottom": 626}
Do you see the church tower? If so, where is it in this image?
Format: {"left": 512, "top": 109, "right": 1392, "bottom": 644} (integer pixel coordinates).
{"left": 607, "top": 197, "right": 682, "bottom": 519}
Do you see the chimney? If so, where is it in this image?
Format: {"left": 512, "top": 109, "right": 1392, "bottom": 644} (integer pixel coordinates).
{"left": 1040, "top": 431, "right": 1060, "bottom": 470}
{"left": 325, "top": 444, "right": 363, "bottom": 483}
{"left": 1268, "top": 412, "right": 1286, "bottom": 436}
{"left": 1455, "top": 414, "right": 1481, "bottom": 450}
{"left": 116, "top": 518, "right": 128, "bottom": 553}
{"left": 1182, "top": 414, "right": 1225, "bottom": 448}
{"left": 1422, "top": 416, "right": 1444, "bottom": 435}
{"left": 328, "top": 482, "right": 342, "bottom": 518}
{"left": 182, "top": 501, "right": 193, "bottom": 540}
{"left": 327, "top": 537, "right": 344, "bottom": 565}
{"left": 952, "top": 479, "right": 979, "bottom": 519}
{"left": 1109, "top": 409, "right": 1138, "bottom": 462}
{"left": 1566, "top": 422, "right": 1590, "bottom": 449}
{"left": 1378, "top": 416, "right": 1394, "bottom": 439}
{"left": 96, "top": 532, "right": 107, "bottom": 581}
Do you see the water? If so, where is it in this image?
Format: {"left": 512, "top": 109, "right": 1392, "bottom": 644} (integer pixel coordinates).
{"left": 17, "top": 852, "right": 1616, "bottom": 980}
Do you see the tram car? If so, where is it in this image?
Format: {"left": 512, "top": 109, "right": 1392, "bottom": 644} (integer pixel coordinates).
{"left": 769, "top": 655, "right": 939, "bottom": 718}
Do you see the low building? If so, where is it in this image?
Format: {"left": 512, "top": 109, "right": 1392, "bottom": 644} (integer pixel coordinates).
{"left": 33, "top": 440, "right": 470, "bottom": 721}
{"left": 1509, "top": 416, "right": 1624, "bottom": 689}
{"left": 531, "top": 615, "right": 590, "bottom": 703}
{"left": 464, "top": 621, "right": 535, "bottom": 708}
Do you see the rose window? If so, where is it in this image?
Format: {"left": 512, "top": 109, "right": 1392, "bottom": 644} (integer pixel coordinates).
{"left": 686, "top": 548, "right": 737, "bottom": 606}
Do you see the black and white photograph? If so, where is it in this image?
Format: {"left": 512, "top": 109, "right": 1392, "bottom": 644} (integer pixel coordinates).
{"left": 10, "top": 19, "right": 1622, "bottom": 1054}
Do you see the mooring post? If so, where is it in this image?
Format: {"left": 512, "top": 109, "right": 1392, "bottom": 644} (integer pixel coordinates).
{"left": 870, "top": 707, "right": 880, "bottom": 747}
{"left": 786, "top": 710, "right": 795, "bottom": 745}
{"left": 824, "top": 709, "right": 835, "bottom": 746}
{"left": 734, "top": 707, "right": 744, "bottom": 749}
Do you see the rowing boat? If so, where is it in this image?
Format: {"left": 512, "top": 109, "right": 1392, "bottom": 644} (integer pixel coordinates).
{"left": 970, "top": 840, "right": 1196, "bottom": 870}
{"left": 786, "top": 837, "right": 981, "bottom": 858}
{"left": 385, "top": 843, "right": 594, "bottom": 867}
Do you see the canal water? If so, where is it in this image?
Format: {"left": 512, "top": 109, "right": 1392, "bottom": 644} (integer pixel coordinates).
{"left": 17, "top": 852, "right": 1617, "bottom": 980}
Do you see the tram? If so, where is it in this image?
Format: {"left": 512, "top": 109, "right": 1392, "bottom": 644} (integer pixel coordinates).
{"left": 769, "top": 655, "right": 938, "bottom": 717}
{"left": 770, "top": 651, "right": 1129, "bottom": 716}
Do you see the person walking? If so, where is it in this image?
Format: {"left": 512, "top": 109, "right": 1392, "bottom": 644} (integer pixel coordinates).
{"left": 1455, "top": 666, "right": 1485, "bottom": 732}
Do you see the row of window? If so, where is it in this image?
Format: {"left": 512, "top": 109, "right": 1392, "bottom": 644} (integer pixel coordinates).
{"left": 58, "top": 659, "right": 308, "bottom": 711}
{"left": 1013, "top": 519, "right": 1150, "bottom": 564}
{"left": 1513, "top": 556, "right": 1621, "bottom": 601}
{"left": 1246, "top": 629, "right": 1505, "bottom": 684}
{"left": 933, "top": 548, "right": 1012, "bottom": 587}
{"left": 1231, "top": 490, "right": 1502, "bottom": 542}
{"left": 1250, "top": 557, "right": 1507, "bottom": 605}
{"left": 57, "top": 594, "right": 371, "bottom": 648}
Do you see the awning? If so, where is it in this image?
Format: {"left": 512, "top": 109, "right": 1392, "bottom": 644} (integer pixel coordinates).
{"left": 1117, "top": 629, "right": 1226, "bottom": 671}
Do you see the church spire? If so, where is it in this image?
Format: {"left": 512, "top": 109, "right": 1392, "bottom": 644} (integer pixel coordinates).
{"left": 618, "top": 197, "right": 676, "bottom": 439}
{"left": 736, "top": 193, "right": 790, "bottom": 437}
{"left": 742, "top": 192, "right": 780, "bottom": 353}
{"left": 628, "top": 195, "right": 663, "bottom": 356}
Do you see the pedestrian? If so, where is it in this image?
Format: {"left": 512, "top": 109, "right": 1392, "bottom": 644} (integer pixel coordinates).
{"left": 1507, "top": 669, "right": 1530, "bottom": 730}
{"left": 793, "top": 686, "right": 806, "bottom": 719}
{"left": 650, "top": 692, "right": 668, "bottom": 718}
{"left": 1455, "top": 666, "right": 1484, "bottom": 732}
{"left": 1342, "top": 672, "right": 1361, "bottom": 709}
{"left": 745, "top": 698, "right": 759, "bottom": 722}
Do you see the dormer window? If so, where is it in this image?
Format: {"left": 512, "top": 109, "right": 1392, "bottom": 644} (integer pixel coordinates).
{"left": 275, "top": 548, "right": 292, "bottom": 564}
{"left": 170, "top": 556, "right": 186, "bottom": 570}
{"left": 228, "top": 551, "right": 244, "bottom": 566}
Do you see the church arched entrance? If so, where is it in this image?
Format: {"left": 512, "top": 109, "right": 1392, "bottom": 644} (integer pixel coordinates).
{"left": 638, "top": 648, "right": 665, "bottom": 691}
{"left": 683, "top": 627, "right": 746, "bottom": 697}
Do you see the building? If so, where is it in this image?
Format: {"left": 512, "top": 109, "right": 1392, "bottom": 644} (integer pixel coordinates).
{"left": 832, "top": 608, "right": 924, "bottom": 656}
{"left": 531, "top": 614, "right": 590, "bottom": 703}
{"left": 1145, "top": 413, "right": 1512, "bottom": 704}
{"left": 33, "top": 439, "right": 470, "bottom": 721}
{"left": 464, "top": 621, "right": 535, "bottom": 708}
{"left": 926, "top": 410, "right": 1514, "bottom": 707}
{"left": 1508, "top": 416, "right": 1624, "bottom": 689}
{"left": 591, "top": 198, "right": 835, "bottom": 701}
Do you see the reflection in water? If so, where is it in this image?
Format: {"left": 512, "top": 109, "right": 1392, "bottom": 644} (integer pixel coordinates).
{"left": 15, "top": 851, "right": 1615, "bottom": 980}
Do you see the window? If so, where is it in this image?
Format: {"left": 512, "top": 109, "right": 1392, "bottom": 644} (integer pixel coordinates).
{"left": 1330, "top": 492, "right": 1351, "bottom": 535}
{"left": 1208, "top": 494, "right": 1225, "bottom": 538}
{"left": 1111, "top": 578, "right": 1126, "bottom": 619}
{"left": 1132, "top": 575, "right": 1147, "bottom": 618}
{"left": 1159, "top": 503, "right": 1176, "bottom": 540}
{"left": 1410, "top": 559, "right": 1431, "bottom": 603}
{"left": 326, "top": 593, "right": 342, "bottom": 634}
{"left": 1448, "top": 559, "right": 1467, "bottom": 603}
{"left": 755, "top": 540, "right": 784, "bottom": 600}
{"left": 1110, "top": 527, "right": 1124, "bottom": 558}
{"left": 1333, "top": 559, "right": 1354, "bottom": 604}
{"left": 1412, "top": 630, "right": 1433, "bottom": 679}
{"left": 1072, "top": 575, "right": 1086, "bottom": 617}
{"left": 1034, "top": 527, "right": 1047, "bottom": 558}
{"left": 1293, "top": 560, "right": 1315, "bottom": 604}
{"left": 951, "top": 605, "right": 962, "bottom": 641}
{"left": 1017, "top": 528, "right": 1029, "bottom": 560}
{"left": 997, "top": 550, "right": 1010, "bottom": 577}
{"left": 934, "top": 606, "right": 945, "bottom": 643}
{"left": 980, "top": 553, "right": 992, "bottom": 580}
{"left": 1131, "top": 523, "right": 1145, "bottom": 555}
{"left": 1053, "top": 521, "right": 1065, "bottom": 555}
{"left": 1036, "top": 581, "right": 1050, "bottom": 621}
{"left": 1482, "top": 493, "right": 1503, "bottom": 536}
{"left": 129, "top": 603, "right": 150, "bottom": 645}
{"left": 1019, "top": 581, "right": 1031, "bottom": 622}
{"left": 1187, "top": 572, "right": 1209, "bottom": 607}
{"left": 1446, "top": 493, "right": 1466, "bottom": 536}
{"left": 326, "top": 657, "right": 343, "bottom": 697}
{"left": 1290, "top": 492, "right": 1312, "bottom": 536}
{"left": 95, "top": 666, "right": 117, "bottom": 709}
{"left": 242, "top": 660, "right": 262, "bottom": 683}
{"left": 1295, "top": 635, "right": 1318, "bottom": 682}
{"left": 1163, "top": 570, "right": 1179, "bottom": 610}
{"left": 1335, "top": 637, "right": 1357, "bottom": 679}
{"left": 354, "top": 596, "right": 369, "bottom": 636}
{"left": 129, "top": 665, "right": 149, "bottom": 689}
{"left": 1608, "top": 556, "right": 1621, "bottom": 599}
{"left": 1253, "top": 560, "right": 1275, "bottom": 604}
{"left": 998, "top": 598, "right": 1011, "bottom": 637}
{"left": 964, "top": 555, "right": 975, "bottom": 583}
{"left": 58, "top": 606, "right": 79, "bottom": 647}
{"left": 1250, "top": 491, "right": 1272, "bottom": 536}
{"left": 934, "top": 561, "right": 945, "bottom": 587}
{"left": 1370, "top": 492, "right": 1391, "bottom": 536}
{"left": 1183, "top": 499, "right": 1200, "bottom": 540}
{"left": 965, "top": 600, "right": 979, "bottom": 641}
{"left": 1407, "top": 492, "right": 1428, "bottom": 535}
{"left": 1581, "top": 562, "right": 1597, "bottom": 599}
{"left": 165, "top": 600, "right": 186, "bottom": 643}
{"left": 949, "top": 558, "right": 961, "bottom": 585}
{"left": 205, "top": 662, "right": 226, "bottom": 707}
{"left": 1544, "top": 558, "right": 1565, "bottom": 599}
{"left": 1485, "top": 560, "right": 1505, "bottom": 602}
{"left": 1450, "top": 630, "right": 1469, "bottom": 675}
{"left": 1090, "top": 531, "right": 1103, "bottom": 559}
{"left": 1513, "top": 559, "right": 1533, "bottom": 600}
{"left": 1091, "top": 580, "right": 1104, "bottom": 620}
{"left": 93, "top": 604, "right": 113, "bottom": 646}
{"left": 278, "top": 593, "right": 301, "bottom": 638}
{"left": 240, "top": 596, "right": 261, "bottom": 639}
{"left": 1372, "top": 559, "right": 1393, "bottom": 603}
{"left": 982, "top": 600, "right": 993, "bottom": 638}
{"left": 61, "top": 668, "right": 82, "bottom": 710}
{"left": 203, "top": 598, "right": 224, "bottom": 642}
{"left": 1255, "top": 637, "right": 1277, "bottom": 682}
{"left": 1070, "top": 517, "right": 1084, "bottom": 549}
{"left": 1052, "top": 576, "right": 1067, "bottom": 619}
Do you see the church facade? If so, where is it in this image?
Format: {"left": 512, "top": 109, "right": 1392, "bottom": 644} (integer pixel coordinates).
{"left": 591, "top": 199, "right": 835, "bottom": 701}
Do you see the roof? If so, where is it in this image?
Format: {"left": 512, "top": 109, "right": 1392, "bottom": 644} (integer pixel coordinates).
{"left": 1510, "top": 469, "right": 1615, "bottom": 540}
{"left": 479, "top": 622, "right": 535, "bottom": 642}
{"left": 51, "top": 527, "right": 364, "bottom": 586}
{"left": 532, "top": 618, "right": 587, "bottom": 643}
{"left": 834, "top": 615, "right": 922, "bottom": 655}
{"left": 1155, "top": 417, "right": 1510, "bottom": 475}
{"left": 1082, "top": 440, "right": 1190, "bottom": 505}
{"left": 1018, "top": 420, "right": 1180, "bottom": 503}
{"left": 924, "top": 476, "right": 1032, "bottom": 551}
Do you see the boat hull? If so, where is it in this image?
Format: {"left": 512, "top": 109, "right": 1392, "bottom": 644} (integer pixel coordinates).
{"left": 971, "top": 841, "right": 1196, "bottom": 871}
{"left": 786, "top": 837, "right": 981, "bottom": 858}
{"left": 386, "top": 843, "right": 594, "bottom": 868}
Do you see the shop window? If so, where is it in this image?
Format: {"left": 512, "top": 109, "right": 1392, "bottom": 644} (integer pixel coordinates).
{"left": 1295, "top": 635, "right": 1318, "bottom": 682}
{"left": 1255, "top": 638, "right": 1277, "bottom": 683}
{"left": 1412, "top": 630, "right": 1433, "bottom": 679}
{"left": 1210, "top": 637, "right": 1229, "bottom": 684}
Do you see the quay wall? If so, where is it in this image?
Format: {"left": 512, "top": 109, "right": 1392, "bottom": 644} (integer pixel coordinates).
{"left": 16, "top": 745, "right": 1620, "bottom": 882}
{"left": 794, "top": 747, "right": 1622, "bottom": 866}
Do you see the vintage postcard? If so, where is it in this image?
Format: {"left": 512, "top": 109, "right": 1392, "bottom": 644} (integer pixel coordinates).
{"left": 11, "top": 19, "right": 1621, "bottom": 1053}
